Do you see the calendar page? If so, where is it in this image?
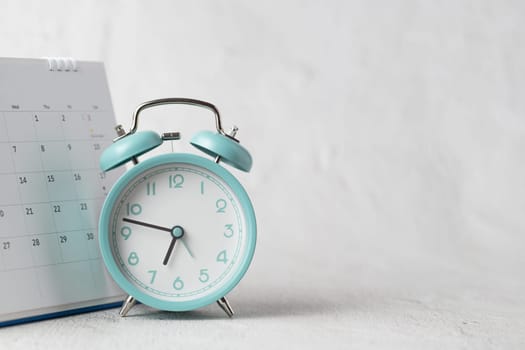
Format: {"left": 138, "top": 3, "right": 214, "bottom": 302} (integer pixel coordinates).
{"left": 0, "top": 57, "right": 125, "bottom": 326}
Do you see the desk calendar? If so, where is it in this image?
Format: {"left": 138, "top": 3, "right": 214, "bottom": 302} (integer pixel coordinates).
{"left": 0, "top": 57, "right": 124, "bottom": 326}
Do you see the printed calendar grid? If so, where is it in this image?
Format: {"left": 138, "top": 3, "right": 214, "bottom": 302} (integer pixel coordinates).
{"left": 0, "top": 110, "right": 114, "bottom": 239}
{"left": 0, "top": 58, "right": 127, "bottom": 324}
{"left": 0, "top": 107, "right": 124, "bottom": 315}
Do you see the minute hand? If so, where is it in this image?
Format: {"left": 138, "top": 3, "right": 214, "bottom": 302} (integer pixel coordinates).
{"left": 122, "top": 217, "right": 172, "bottom": 233}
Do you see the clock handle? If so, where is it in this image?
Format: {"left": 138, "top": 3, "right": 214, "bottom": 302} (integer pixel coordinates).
{"left": 114, "top": 97, "right": 227, "bottom": 142}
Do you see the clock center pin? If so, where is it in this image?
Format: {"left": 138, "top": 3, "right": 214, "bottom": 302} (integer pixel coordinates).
{"left": 171, "top": 226, "right": 184, "bottom": 239}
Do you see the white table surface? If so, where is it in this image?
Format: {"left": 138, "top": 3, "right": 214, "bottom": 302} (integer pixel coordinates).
{"left": 1, "top": 241, "right": 524, "bottom": 349}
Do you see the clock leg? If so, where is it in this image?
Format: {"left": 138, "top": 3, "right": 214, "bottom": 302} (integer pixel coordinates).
{"left": 216, "top": 296, "right": 234, "bottom": 318}
{"left": 119, "top": 295, "right": 137, "bottom": 317}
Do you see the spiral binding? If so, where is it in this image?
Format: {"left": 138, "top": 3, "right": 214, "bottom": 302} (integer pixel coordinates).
{"left": 43, "top": 57, "right": 78, "bottom": 72}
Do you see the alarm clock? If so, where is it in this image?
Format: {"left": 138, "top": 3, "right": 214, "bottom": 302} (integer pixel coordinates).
{"left": 98, "top": 98, "right": 256, "bottom": 317}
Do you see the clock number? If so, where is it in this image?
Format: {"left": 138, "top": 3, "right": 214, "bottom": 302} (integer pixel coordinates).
{"left": 59, "top": 235, "right": 67, "bottom": 243}
{"left": 86, "top": 232, "right": 94, "bottom": 240}
{"left": 173, "top": 276, "right": 184, "bottom": 290}
{"left": 216, "top": 250, "right": 228, "bottom": 264}
{"left": 47, "top": 175, "right": 55, "bottom": 182}
{"left": 32, "top": 238, "right": 40, "bottom": 247}
{"left": 3, "top": 241, "right": 10, "bottom": 250}
{"left": 126, "top": 203, "right": 142, "bottom": 216}
{"left": 120, "top": 226, "right": 132, "bottom": 240}
{"left": 216, "top": 199, "right": 227, "bottom": 213}
{"left": 53, "top": 205, "right": 61, "bottom": 213}
{"left": 224, "top": 224, "right": 234, "bottom": 238}
{"left": 146, "top": 182, "right": 156, "bottom": 196}
{"left": 74, "top": 173, "right": 82, "bottom": 181}
{"left": 19, "top": 176, "right": 28, "bottom": 184}
{"left": 169, "top": 174, "right": 184, "bottom": 188}
{"left": 34, "top": 114, "right": 39, "bottom": 122}
{"left": 80, "top": 202, "right": 88, "bottom": 211}
{"left": 148, "top": 270, "right": 157, "bottom": 284}
{"left": 199, "top": 269, "right": 210, "bottom": 283}
{"left": 128, "top": 252, "right": 139, "bottom": 266}
{"left": 25, "top": 207, "right": 34, "bottom": 215}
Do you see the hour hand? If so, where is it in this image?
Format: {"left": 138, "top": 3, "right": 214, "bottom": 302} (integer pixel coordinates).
{"left": 162, "top": 225, "right": 185, "bottom": 265}
{"left": 163, "top": 237, "right": 177, "bottom": 265}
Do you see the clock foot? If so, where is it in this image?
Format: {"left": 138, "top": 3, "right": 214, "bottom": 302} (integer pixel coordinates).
{"left": 119, "top": 295, "right": 137, "bottom": 317}
{"left": 217, "top": 296, "right": 234, "bottom": 318}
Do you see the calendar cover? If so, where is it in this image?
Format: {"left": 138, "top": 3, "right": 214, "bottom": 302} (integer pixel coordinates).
{"left": 0, "top": 57, "right": 125, "bottom": 326}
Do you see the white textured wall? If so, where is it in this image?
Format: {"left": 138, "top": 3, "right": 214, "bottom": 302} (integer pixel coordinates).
{"left": 1, "top": 1, "right": 525, "bottom": 348}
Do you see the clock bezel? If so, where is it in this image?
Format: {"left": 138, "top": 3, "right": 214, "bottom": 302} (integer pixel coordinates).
{"left": 99, "top": 153, "right": 257, "bottom": 312}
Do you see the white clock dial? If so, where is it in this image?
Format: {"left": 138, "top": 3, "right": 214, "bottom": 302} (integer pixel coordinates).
{"left": 107, "top": 162, "right": 247, "bottom": 302}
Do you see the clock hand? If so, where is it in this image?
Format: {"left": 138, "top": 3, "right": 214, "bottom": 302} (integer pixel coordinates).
{"left": 122, "top": 218, "right": 191, "bottom": 262}
{"left": 179, "top": 239, "right": 194, "bottom": 258}
{"left": 163, "top": 237, "right": 177, "bottom": 265}
{"left": 122, "top": 217, "right": 172, "bottom": 233}
{"left": 162, "top": 225, "right": 184, "bottom": 266}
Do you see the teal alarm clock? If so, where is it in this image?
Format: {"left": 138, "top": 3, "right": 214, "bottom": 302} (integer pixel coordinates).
{"left": 98, "top": 98, "right": 256, "bottom": 317}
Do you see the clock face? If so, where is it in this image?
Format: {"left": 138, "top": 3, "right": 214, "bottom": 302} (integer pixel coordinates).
{"left": 99, "top": 154, "right": 256, "bottom": 311}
